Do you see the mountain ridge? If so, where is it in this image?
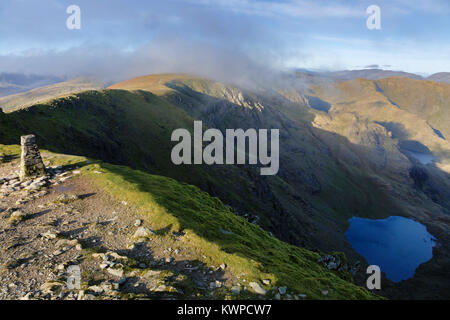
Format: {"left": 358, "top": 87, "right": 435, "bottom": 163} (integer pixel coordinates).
{"left": 0, "top": 73, "right": 448, "bottom": 299}
{"left": 0, "top": 73, "right": 63, "bottom": 98}
{"left": 0, "top": 77, "right": 105, "bottom": 112}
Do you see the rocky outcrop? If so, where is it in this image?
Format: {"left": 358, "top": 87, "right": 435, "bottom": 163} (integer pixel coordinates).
{"left": 19, "top": 135, "right": 45, "bottom": 181}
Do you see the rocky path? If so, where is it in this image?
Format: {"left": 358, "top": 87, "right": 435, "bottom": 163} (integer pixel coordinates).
{"left": 0, "top": 162, "right": 242, "bottom": 300}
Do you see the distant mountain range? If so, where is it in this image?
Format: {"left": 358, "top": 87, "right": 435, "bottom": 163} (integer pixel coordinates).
{"left": 1, "top": 72, "right": 449, "bottom": 299}
{"left": 1, "top": 69, "right": 448, "bottom": 112}
{"left": 296, "top": 68, "right": 450, "bottom": 83}
{"left": 427, "top": 72, "right": 450, "bottom": 84}
{"left": 0, "top": 77, "right": 106, "bottom": 112}
{"left": 0, "top": 73, "right": 63, "bottom": 97}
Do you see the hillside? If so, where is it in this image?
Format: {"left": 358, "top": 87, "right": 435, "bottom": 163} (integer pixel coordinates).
{"left": 296, "top": 69, "right": 450, "bottom": 85}
{"left": 376, "top": 77, "right": 450, "bottom": 140}
{"left": 108, "top": 74, "right": 192, "bottom": 95}
{"left": 0, "top": 77, "right": 105, "bottom": 112}
{"left": 427, "top": 72, "right": 450, "bottom": 84}
{"left": 297, "top": 69, "right": 423, "bottom": 81}
{"left": 109, "top": 74, "right": 450, "bottom": 299}
{"left": 309, "top": 77, "right": 450, "bottom": 172}
{"left": 0, "top": 144, "right": 376, "bottom": 300}
{"left": 0, "top": 73, "right": 62, "bottom": 98}
{"left": 0, "top": 74, "right": 448, "bottom": 299}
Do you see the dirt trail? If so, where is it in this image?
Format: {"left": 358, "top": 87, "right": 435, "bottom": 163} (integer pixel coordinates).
{"left": 0, "top": 161, "right": 237, "bottom": 300}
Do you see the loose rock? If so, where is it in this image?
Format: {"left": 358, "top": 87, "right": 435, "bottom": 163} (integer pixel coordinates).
{"left": 249, "top": 282, "right": 266, "bottom": 295}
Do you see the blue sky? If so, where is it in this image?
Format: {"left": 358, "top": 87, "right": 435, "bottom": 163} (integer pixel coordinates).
{"left": 0, "top": 0, "right": 449, "bottom": 79}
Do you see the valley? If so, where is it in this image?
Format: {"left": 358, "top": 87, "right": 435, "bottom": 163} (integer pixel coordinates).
{"left": 0, "top": 72, "right": 449, "bottom": 299}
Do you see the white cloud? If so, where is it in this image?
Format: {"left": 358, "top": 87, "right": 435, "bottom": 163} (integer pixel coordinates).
{"left": 0, "top": 38, "right": 291, "bottom": 88}
{"left": 183, "top": 0, "right": 450, "bottom": 18}
{"left": 184, "top": 0, "right": 365, "bottom": 18}
{"left": 287, "top": 38, "right": 450, "bottom": 74}
{"left": 0, "top": 0, "right": 448, "bottom": 80}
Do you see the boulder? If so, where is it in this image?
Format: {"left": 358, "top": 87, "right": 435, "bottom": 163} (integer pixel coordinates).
{"left": 249, "top": 282, "right": 266, "bottom": 295}
{"left": 133, "top": 226, "right": 155, "bottom": 239}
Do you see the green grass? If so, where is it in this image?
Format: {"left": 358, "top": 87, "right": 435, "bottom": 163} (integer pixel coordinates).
{"left": 0, "top": 77, "right": 103, "bottom": 112}
{"left": 0, "top": 142, "right": 380, "bottom": 299}
{"left": 0, "top": 80, "right": 441, "bottom": 258}
{"left": 0, "top": 142, "right": 379, "bottom": 299}
{"left": 81, "top": 161, "right": 379, "bottom": 300}
{"left": 0, "top": 88, "right": 308, "bottom": 247}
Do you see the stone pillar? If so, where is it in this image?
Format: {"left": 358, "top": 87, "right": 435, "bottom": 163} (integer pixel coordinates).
{"left": 19, "top": 135, "right": 45, "bottom": 181}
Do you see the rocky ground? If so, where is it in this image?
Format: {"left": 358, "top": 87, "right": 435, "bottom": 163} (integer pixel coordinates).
{"left": 0, "top": 160, "right": 264, "bottom": 300}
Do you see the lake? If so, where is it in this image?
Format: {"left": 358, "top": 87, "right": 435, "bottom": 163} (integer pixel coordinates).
{"left": 345, "top": 216, "right": 436, "bottom": 282}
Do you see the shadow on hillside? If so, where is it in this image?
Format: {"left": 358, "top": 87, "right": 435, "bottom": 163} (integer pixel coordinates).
{"left": 104, "top": 86, "right": 450, "bottom": 299}
{"left": 375, "top": 121, "right": 409, "bottom": 140}
{"left": 376, "top": 121, "right": 450, "bottom": 159}
{"left": 1, "top": 85, "right": 449, "bottom": 299}
{"left": 168, "top": 81, "right": 450, "bottom": 212}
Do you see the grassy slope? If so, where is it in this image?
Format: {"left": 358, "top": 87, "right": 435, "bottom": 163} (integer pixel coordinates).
{"left": 0, "top": 77, "right": 103, "bottom": 112}
{"left": 0, "top": 89, "right": 299, "bottom": 247}
{"left": 111, "top": 75, "right": 450, "bottom": 306}
{"left": 108, "top": 74, "right": 193, "bottom": 95}
{"left": 2, "top": 74, "right": 448, "bottom": 298}
{"left": 0, "top": 89, "right": 207, "bottom": 178}
{"left": 0, "top": 143, "right": 378, "bottom": 299}
{"left": 108, "top": 74, "right": 450, "bottom": 248}
{"left": 114, "top": 75, "right": 427, "bottom": 215}
{"left": 375, "top": 77, "right": 450, "bottom": 139}
{"left": 312, "top": 78, "right": 450, "bottom": 168}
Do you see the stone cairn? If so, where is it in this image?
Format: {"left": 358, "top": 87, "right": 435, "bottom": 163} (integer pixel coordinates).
{"left": 19, "top": 135, "right": 46, "bottom": 181}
